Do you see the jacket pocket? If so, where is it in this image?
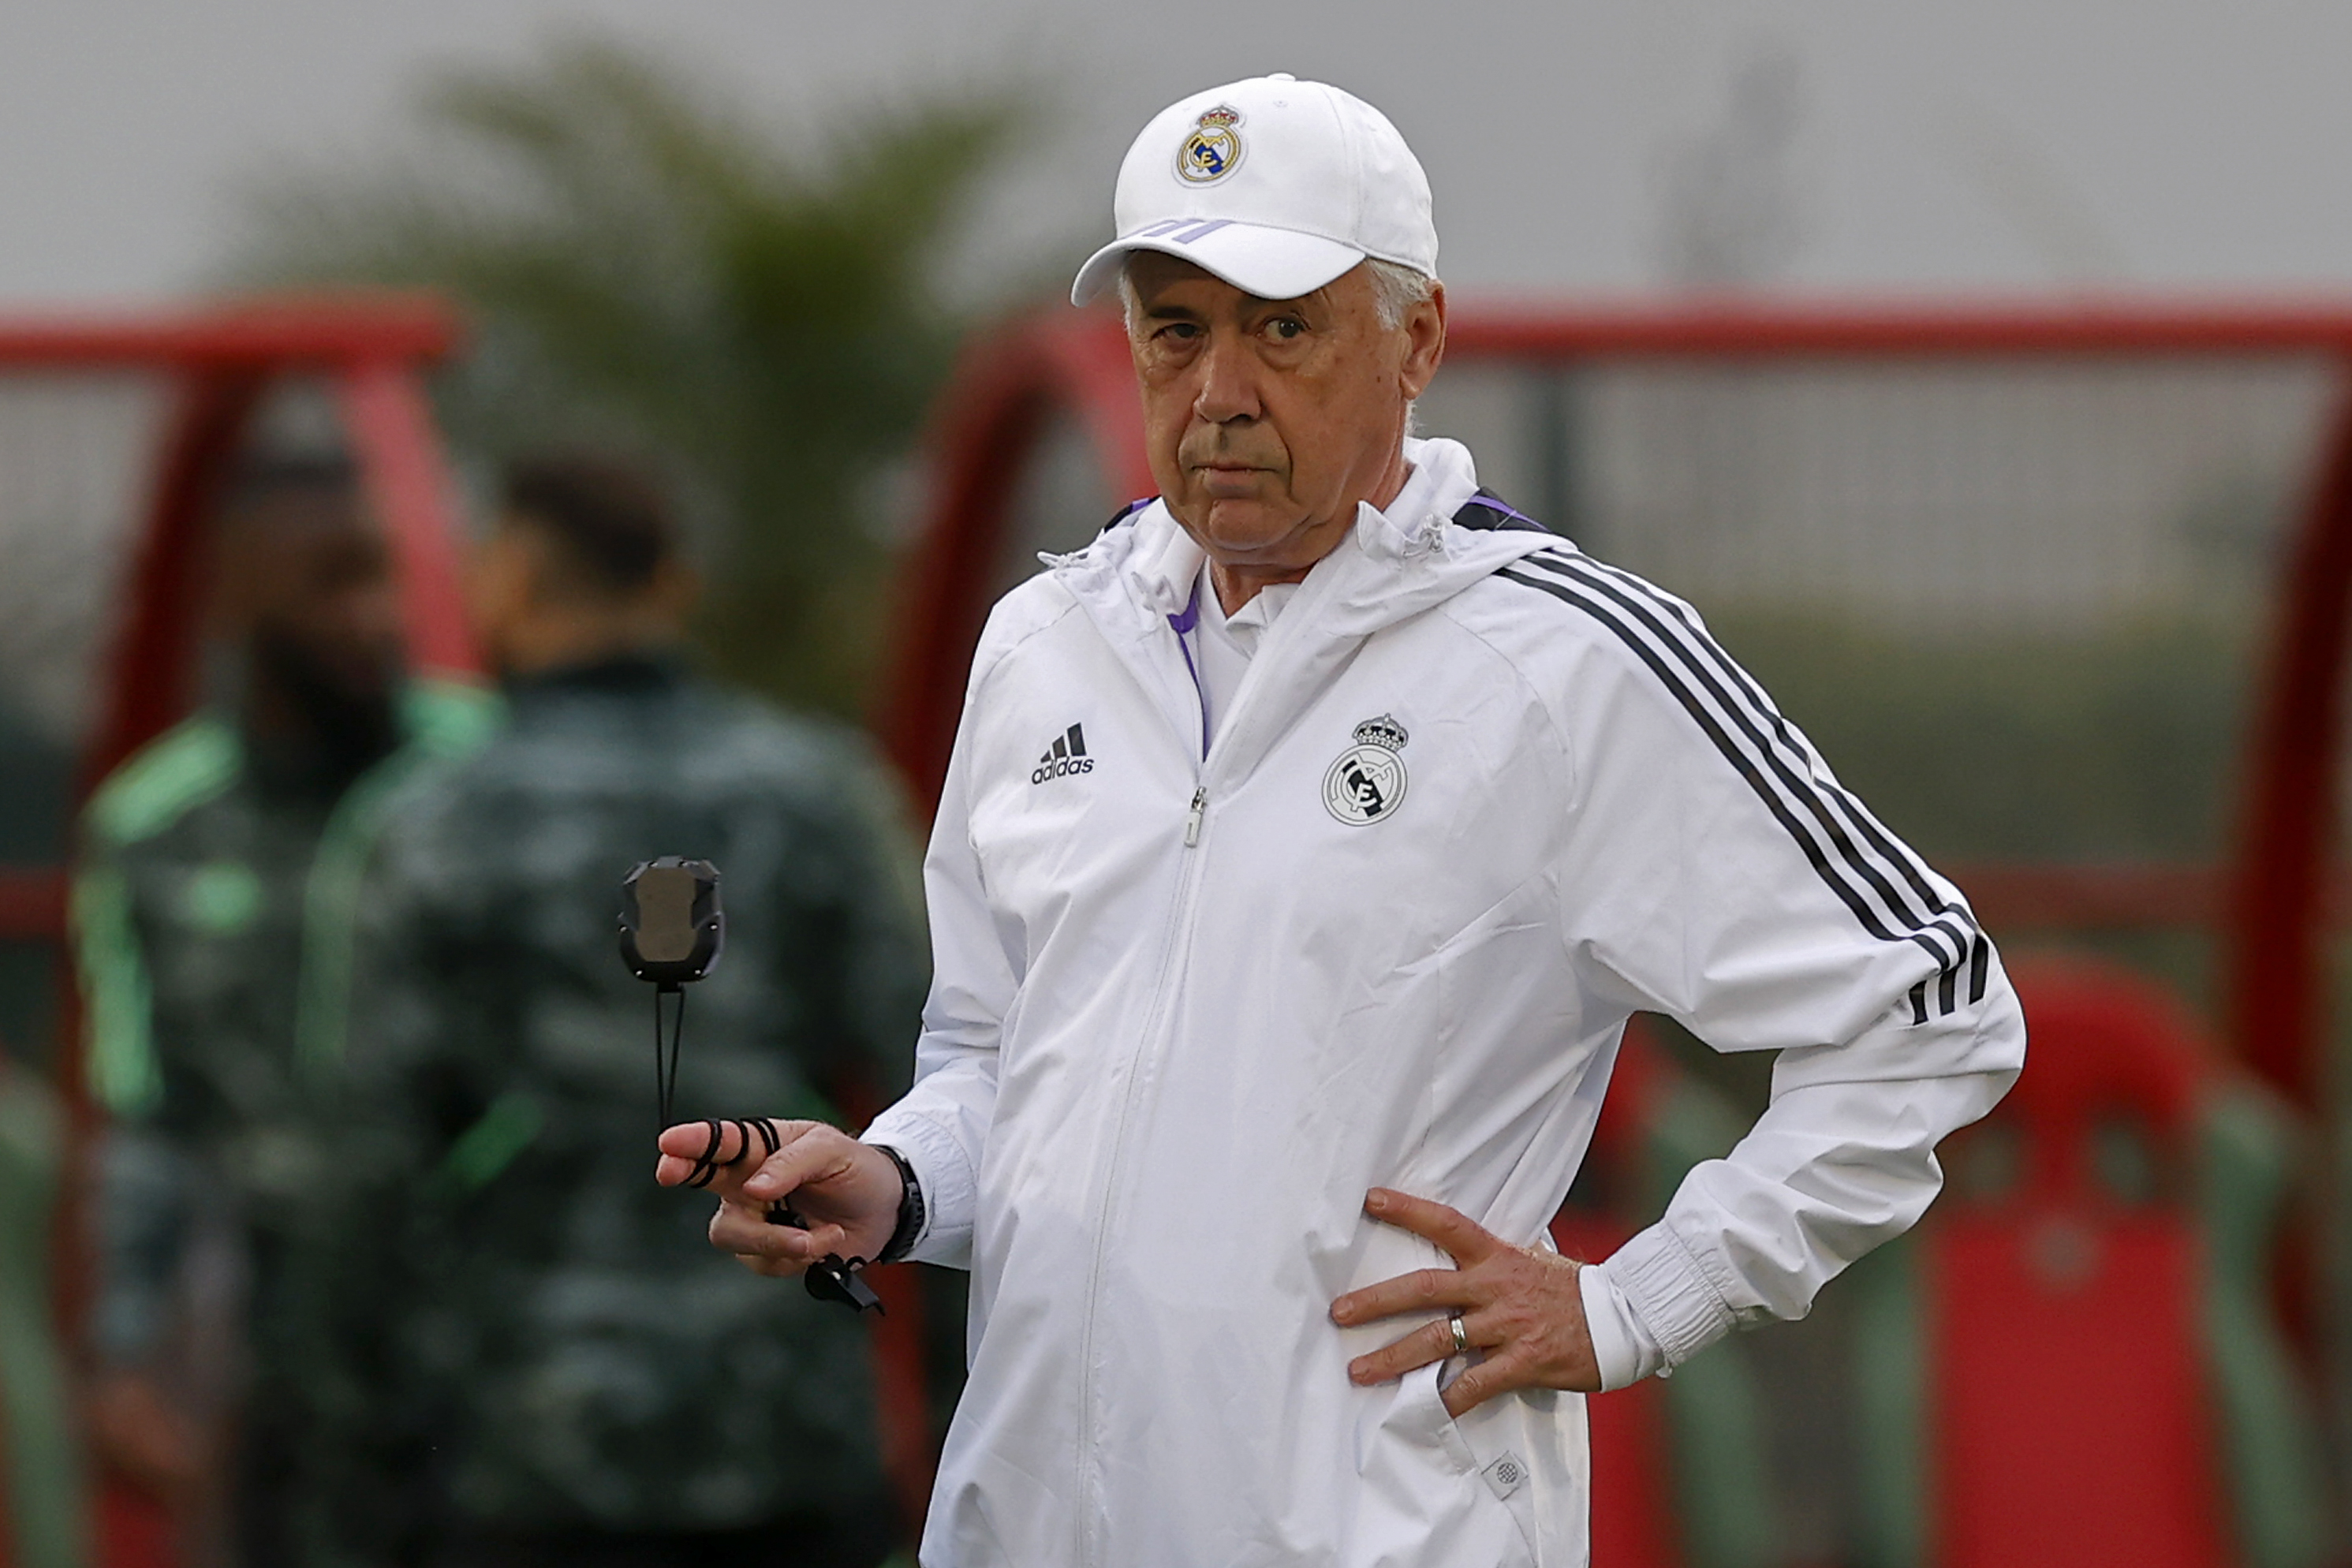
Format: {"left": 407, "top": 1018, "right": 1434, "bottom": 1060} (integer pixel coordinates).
{"left": 1364, "top": 1366, "right": 1549, "bottom": 1565}
{"left": 1381, "top": 1361, "right": 1478, "bottom": 1476}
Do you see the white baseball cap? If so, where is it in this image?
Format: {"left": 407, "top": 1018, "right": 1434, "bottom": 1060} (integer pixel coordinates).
{"left": 1070, "top": 73, "right": 1438, "bottom": 307}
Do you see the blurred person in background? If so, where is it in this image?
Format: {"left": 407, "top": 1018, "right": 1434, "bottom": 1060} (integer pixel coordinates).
{"left": 73, "top": 453, "right": 495, "bottom": 1566}
{"left": 334, "top": 453, "right": 925, "bottom": 1568}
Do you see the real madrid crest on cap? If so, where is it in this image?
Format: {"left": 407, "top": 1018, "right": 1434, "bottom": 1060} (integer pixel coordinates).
{"left": 1177, "top": 104, "right": 1245, "bottom": 184}
{"left": 1324, "top": 714, "right": 1409, "bottom": 826}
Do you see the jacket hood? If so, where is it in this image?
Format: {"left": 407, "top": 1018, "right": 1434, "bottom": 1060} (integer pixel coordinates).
{"left": 1046, "top": 437, "right": 1556, "bottom": 641}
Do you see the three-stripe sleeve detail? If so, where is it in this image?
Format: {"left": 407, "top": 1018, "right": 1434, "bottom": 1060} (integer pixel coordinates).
{"left": 1495, "top": 547, "right": 1984, "bottom": 1010}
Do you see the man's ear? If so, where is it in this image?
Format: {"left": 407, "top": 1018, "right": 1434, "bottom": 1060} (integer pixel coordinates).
{"left": 1398, "top": 280, "right": 1447, "bottom": 403}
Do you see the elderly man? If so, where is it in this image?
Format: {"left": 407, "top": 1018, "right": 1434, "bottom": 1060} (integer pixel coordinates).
{"left": 662, "top": 75, "right": 2025, "bottom": 1566}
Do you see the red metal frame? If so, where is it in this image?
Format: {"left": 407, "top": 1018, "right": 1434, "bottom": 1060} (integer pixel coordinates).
{"left": 880, "top": 299, "right": 2352, "bottom": 1116}
{"left": 1443, "top": 297, "right": 2352, "bottom": 360}
{"left": 0, "top": 294, "right": 458, "bottom": 370}
{"left": 0, "top": 297, "right": 474, "bottom": 1568}
{"left": 878, "top": 312, "right": 1152, "bottom": 812}
{"left": 54, "top": 296, "right": 475, "bottom": 793}
{"left": 7, "top": 294, "right": 966, "bottom": 1560}
{"left": 338, "top": 359, "right": 478, "bottom": 681}
{"left": 81, "top": 371, "right": 271, "bottom": 792}
{"left": 869, "top": 301, "right": 2352, "bottom": 1552}
{"left": 13, "top": 298, "right": 479, "bottom": 1131}
{"left": 0, "top": 297, "right": 473, "bottom": 1104}
{"left": 2230, "top": 396, "right": 2352, "bottom": 1107}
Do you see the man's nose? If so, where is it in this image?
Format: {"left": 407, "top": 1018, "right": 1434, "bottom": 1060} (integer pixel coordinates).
{"left": 1193, "top": 333, "right": 1262, "bottom": 425}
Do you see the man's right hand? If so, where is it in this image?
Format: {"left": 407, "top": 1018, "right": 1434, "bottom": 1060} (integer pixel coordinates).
{"left": 654, "top": 1119, "right": 904, "bottom": 1278}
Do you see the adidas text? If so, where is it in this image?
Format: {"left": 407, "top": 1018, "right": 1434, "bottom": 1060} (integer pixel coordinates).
{"left": 1032, "top": 722, "right": 1095, "bottom": 785}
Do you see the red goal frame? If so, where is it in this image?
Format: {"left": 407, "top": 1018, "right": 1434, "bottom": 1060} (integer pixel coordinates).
{"left": 0, "top": 293, "right": 478, "bottom": 1022}
{"left": 0, "top": 295, "right": 962, "bottom": 1559}
{"left": 0, "top": 293, "right": 479, "bottom": 1567}
{"left": 880, "top": 299, "right": 2352, "bottom": 1120}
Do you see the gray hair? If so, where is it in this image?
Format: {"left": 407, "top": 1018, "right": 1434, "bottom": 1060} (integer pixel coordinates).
{"left": 1116, "top": 256, "right": 1438, "bottom": 333}
{"left": 1362, "top": 258, "right": 1438, "bottom": 330}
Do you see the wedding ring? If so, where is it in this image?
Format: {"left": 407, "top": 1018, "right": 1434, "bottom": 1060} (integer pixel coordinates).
{"left": 1448, "top": 1312, "right": 1469, "bottom": 1356}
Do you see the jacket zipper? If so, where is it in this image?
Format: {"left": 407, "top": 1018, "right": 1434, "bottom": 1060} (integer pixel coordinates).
{"left": 1074, "top": 609, "right": 1214, "bottom": 1564}
{"left": 1073, "top": 778, "right": 1208, "bottom": 1564}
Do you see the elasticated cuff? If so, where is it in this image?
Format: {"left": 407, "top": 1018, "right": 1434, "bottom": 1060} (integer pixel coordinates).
{"left": 1600, "top": 1223, "right": 1740, "bottom": 1372}
{"left": 1578, "top": 1261, "right": 1663, "bottom": 1390}
{"left": 860, "top": 1110, "right": 975, "bottom": 1267}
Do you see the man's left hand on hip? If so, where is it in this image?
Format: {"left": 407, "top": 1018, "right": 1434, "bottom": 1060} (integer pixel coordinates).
{"left": 1330, "top": 1187, "right": 1601, "bottom": 1417}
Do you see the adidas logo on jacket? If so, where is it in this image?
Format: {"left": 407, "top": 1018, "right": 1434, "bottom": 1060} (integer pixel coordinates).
{"left": 1031, "top": 723, "right": 1094, "bottom": 784}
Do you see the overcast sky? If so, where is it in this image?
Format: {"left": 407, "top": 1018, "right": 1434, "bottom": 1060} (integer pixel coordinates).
{"left": 4, "top": 0, "right": 2350, "bottom": 308}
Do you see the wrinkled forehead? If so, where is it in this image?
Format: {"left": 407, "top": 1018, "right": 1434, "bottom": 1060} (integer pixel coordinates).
{"left": 1122, "top": 249, "right": 1346, "bottom": 315}
{"left": 1127, "top": 250, "right": 1249, "bottom": 300}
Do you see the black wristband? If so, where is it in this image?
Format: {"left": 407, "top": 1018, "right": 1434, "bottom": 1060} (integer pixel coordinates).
{"left": 872, "top": 1144, "right": 926, "bottom": 1266}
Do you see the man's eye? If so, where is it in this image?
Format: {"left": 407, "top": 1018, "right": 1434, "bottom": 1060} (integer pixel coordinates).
{"left": 1267, "top": 318, "right": 1306, "bottom": 341}
{"left": 1155, "top": 322, "right": 1201, "bottom": 342}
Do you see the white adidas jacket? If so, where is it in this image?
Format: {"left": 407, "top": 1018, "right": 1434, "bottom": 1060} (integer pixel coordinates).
{"left": 863, "top": 438, "right": 2025, "bottom": 1568}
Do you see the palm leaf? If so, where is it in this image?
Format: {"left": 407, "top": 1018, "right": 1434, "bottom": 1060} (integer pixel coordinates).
{"left": 234, "top": 35, "right": 1029, "bottom": 717}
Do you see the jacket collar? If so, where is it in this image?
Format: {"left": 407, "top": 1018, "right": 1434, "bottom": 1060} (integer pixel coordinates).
{"left": 1057, "top": 438, "right": 1552, "bottom": 633}
{"left": 1045, "top": 438, "right": 1557, "bottom": 778}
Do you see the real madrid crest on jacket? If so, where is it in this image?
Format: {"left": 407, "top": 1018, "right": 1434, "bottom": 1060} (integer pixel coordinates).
{"left": 864, "top": 432, "right": 2022, "bottom": 1568}
{"left": 1325, "top": 713, "right": 1407, "bottom": 825}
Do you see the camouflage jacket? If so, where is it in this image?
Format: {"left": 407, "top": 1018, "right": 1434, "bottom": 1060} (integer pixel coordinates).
{"left": 337, "top": 655, "right": 927, "bottom": 1537}
{"left": 74, "top": 683, "right": 498, "bottom": 1385}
